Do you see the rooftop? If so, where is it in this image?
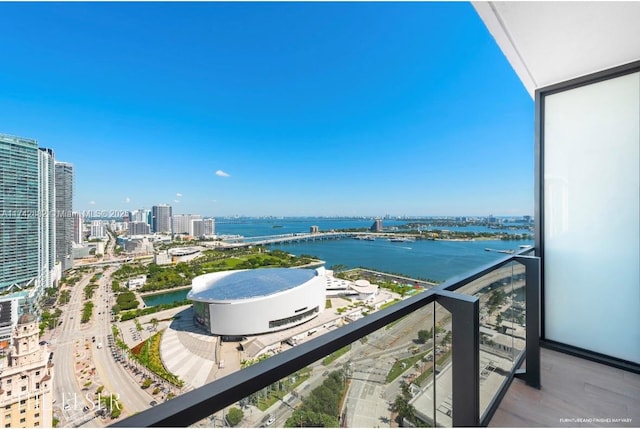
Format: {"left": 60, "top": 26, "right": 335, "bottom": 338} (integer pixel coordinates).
{"left": 187, "top": 268, "right": 317, "bottom": 301}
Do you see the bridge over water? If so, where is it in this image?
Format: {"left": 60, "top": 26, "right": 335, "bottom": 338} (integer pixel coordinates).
{"left": 222, "top": 231, "right": 355, "bottom": 247}
{"left": 220, "top": 231, "right": 418, "bottom": 247}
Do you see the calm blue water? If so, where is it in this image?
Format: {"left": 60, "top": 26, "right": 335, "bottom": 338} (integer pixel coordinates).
{"left": 215, "top": 218, "right": 407, "bottom": 237}
{"left": 143, "top": 289, "right": 189, "bottom": 307}
{"left": 214, "top": 217, "right": 532, "bottom": 237}
{"left": 269, "top": 238, "right": 532, "bottom": 282}
{"left": 143, "top": 218, "right": 533, "bottom": 306}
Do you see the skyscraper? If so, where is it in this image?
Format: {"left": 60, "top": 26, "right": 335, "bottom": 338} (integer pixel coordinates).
{"left": 152, "top": 204, "right": 172, "bottom": 233}
{"left": 171, "top": 214, "right": 201, "bottom": 235}
{"left": 130, "top": 208, "right": 151, "bottom": 224}
{"left": 0, "top": 134, "right": 39, "bottom": 293}
{"left": 203, "top": 218, "right": 215, "bottom": 236}
{"left": 38, "top": 148, "right": 56, "bottom": 293}
{"left": 192, "top": 218, "right": 215, "bottom": 238}
{"left": 128, "top": 221, "right": 151, "bottom": 235}
{"left": 55, "top": 162, "right": 74, "bottom": 272}
{"left": 90, "top": 220, "right": 106, "bottom": 239}
{"left": 73, "top": 211, "right": 83, "bottom": 244}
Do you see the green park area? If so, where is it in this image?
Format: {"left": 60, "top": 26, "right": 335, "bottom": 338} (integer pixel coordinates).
{"left": 108, "top": 247, "right": 321, "bottom": 320}
{"left": 112, "top": 247, "right": 319, "bottom": 293}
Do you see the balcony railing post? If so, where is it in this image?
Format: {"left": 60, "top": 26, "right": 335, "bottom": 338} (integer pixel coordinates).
{"left": 513, "top": 255, "right": 541, "bottom": 389}
{"left": 437, "top": 290, "right": 480, "bottom": 427}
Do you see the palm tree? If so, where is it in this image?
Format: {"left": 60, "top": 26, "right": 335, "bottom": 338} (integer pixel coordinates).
{"left": 151, "top": 318, "right": 159, "bottom": 331}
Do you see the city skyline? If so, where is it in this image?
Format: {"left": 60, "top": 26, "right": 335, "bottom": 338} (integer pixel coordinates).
{"left": 0, "top": 2, "right": 533, "bottom": 217}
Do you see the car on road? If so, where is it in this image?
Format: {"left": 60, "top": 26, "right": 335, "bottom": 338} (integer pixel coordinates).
{"left": 64, "top": 404, "right": 71, "bottom": 410}
{"left": 266, "top": 415, "right": 275, "bottom": 426}
{"left": 150, "top": 401, "right": 158, "bottom": 406}
{"left": 97, "top": 343, "right": 103, "bottom": 349}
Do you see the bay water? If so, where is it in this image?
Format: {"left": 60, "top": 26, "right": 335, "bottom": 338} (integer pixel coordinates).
{"left": 142, "top": 217, "right": 532, "bottom": 306}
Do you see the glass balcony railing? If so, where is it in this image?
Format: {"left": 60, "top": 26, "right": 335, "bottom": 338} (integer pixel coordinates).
{"left": 112, "top": 248, "right": 539, "bottom": 428}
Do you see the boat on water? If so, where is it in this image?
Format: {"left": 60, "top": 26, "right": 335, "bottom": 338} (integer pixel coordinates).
{"left": 485, "top": 248, "right": 515, "bottom": 254}
{"left": 364, "top": 236, "right": 376, "bottom": 241}
{"left": 389, "top": 237, "right": 415, "bottom": 242}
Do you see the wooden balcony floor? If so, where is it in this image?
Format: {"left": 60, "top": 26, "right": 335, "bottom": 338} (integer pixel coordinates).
{"left": 489, "top": 348, "right": 640, "bottom": 427}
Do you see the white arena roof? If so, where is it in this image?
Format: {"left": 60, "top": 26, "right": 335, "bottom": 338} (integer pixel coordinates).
{"left": 188, "top": 268, "right": 317, "bottom": 301}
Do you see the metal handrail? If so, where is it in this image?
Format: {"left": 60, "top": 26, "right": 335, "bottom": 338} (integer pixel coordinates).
{"left": 112, "top": 248, "right": 539, "bottom": 428}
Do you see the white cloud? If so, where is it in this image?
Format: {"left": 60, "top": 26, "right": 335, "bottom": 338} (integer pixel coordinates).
{"left": 125, "top": 197, "right": 131, "bottom": 203}
{"left": 89, "top": 200, "right": 96, "bottom": 205}
{"left": 174, "top": 199, "right": 180, "bottom": 203}
{"left": 215, "top": 170, "right": 230, "bottom": 177}
{"left": 176, "top": 192, "right": 183, "bottom": 197}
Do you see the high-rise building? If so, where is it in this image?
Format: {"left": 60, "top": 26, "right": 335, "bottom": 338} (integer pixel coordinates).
{"left": 38, "top": 148, "right": 56, "bottom": 293}
{"left": 189, "top": 218, "right": 214, "bottom": 238}
{"left": 203, "top": 218, "right": 215, "bottom": 236}
{"left": 130, "top": 208, "right": 151, "bottom": 224}
{"left": 152, "top": 204, "right": 172, "bottom": 233}
{"left": 0, "top": 134, "right": 39, "bottom": 294}
{"left": 370, "top": 219, "right": 383, "bottom": 232}
{"left": 191, "top": 219, "right": 204, "bottom": 238}
{"left": 171, "top": 214, "right": 201, "bottom": 235}
{"left": 0, "top": 312, "right": 54, "bottom": 428}
{"left": 72, "top": 211, "right": 83, "bottom": 244}
{"left": 54, "top": 162, "right": 73, "bottom": 272}
{"left": 128, "top": 221, "right": 151, "bottom": 236}
{"left": 90, "top": 220, "right": 106, "bottom": 239}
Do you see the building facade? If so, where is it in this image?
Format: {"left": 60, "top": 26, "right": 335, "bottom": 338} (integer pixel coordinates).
{"left": 89, "top": 220, "right": 106, "bottom": 239}
{"left": 0, "top": 313, "right": 54, "bottom": 428}
{"left": 0, "top": 298, "right": 20, "bottom": 351}
{"left": 0, "top": 134, "right": 40, "bottom": 294}
{"left": 171, "top": 214, "right": 201, "bottom": 236}
{"left": 188, "top": 268, "right": 326, "bottom": 336}
{"left": 152, "top": 204, "right": 172, "bottom": 233}
{"left": 200, "top": 218, "right": 215, "bottom": 237}
{"left": 191, "top": 218, "right": 216, "bottom": 238}
{"left": 38, "top": 148, "right": 56, "bottom": 294}
{"left": 130, "top": 209, "right": 151, "bottom": 224}
{"left": 54, "top": 162, "right": 73, "bottom": 272}
{"left": 127, "top": 221, "right": 151, "bottom": 236}
{"left": 72, "top": 212, "right": 83, "bottom": 245}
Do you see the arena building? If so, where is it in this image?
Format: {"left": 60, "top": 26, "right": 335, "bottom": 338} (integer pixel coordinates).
{"left": 187, "top": 268, "right": 326, "bottom": 336}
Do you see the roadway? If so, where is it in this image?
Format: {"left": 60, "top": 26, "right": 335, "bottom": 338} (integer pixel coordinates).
{"left": 52, "top": 233, "right": 160, "bottom": 427}
{"left": 50, "top": 267, "right": 94, "bottom": 426}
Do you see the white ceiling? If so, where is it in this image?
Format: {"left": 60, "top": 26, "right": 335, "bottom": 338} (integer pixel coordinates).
{"left": 473, "top": 1, "right": 640, "bottom": 98}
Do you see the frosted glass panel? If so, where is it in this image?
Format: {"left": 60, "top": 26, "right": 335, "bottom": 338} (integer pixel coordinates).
{"left": 544, "top": 72, "right": 640, "bottom": 364}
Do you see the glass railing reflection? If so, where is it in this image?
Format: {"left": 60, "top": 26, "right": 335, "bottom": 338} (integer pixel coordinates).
{"left": 454, "top": 261, "right": 525, "bottom": 418}
{"left": 190, "top": 302, "right": 438, "bottom": 428}
{"left": 408, "top": 302, "right": 452, "bottom": 427}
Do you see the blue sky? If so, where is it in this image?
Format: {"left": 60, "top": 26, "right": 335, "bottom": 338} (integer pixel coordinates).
{"left": 0, "top": 2, "right": 533, "bottom": 217}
